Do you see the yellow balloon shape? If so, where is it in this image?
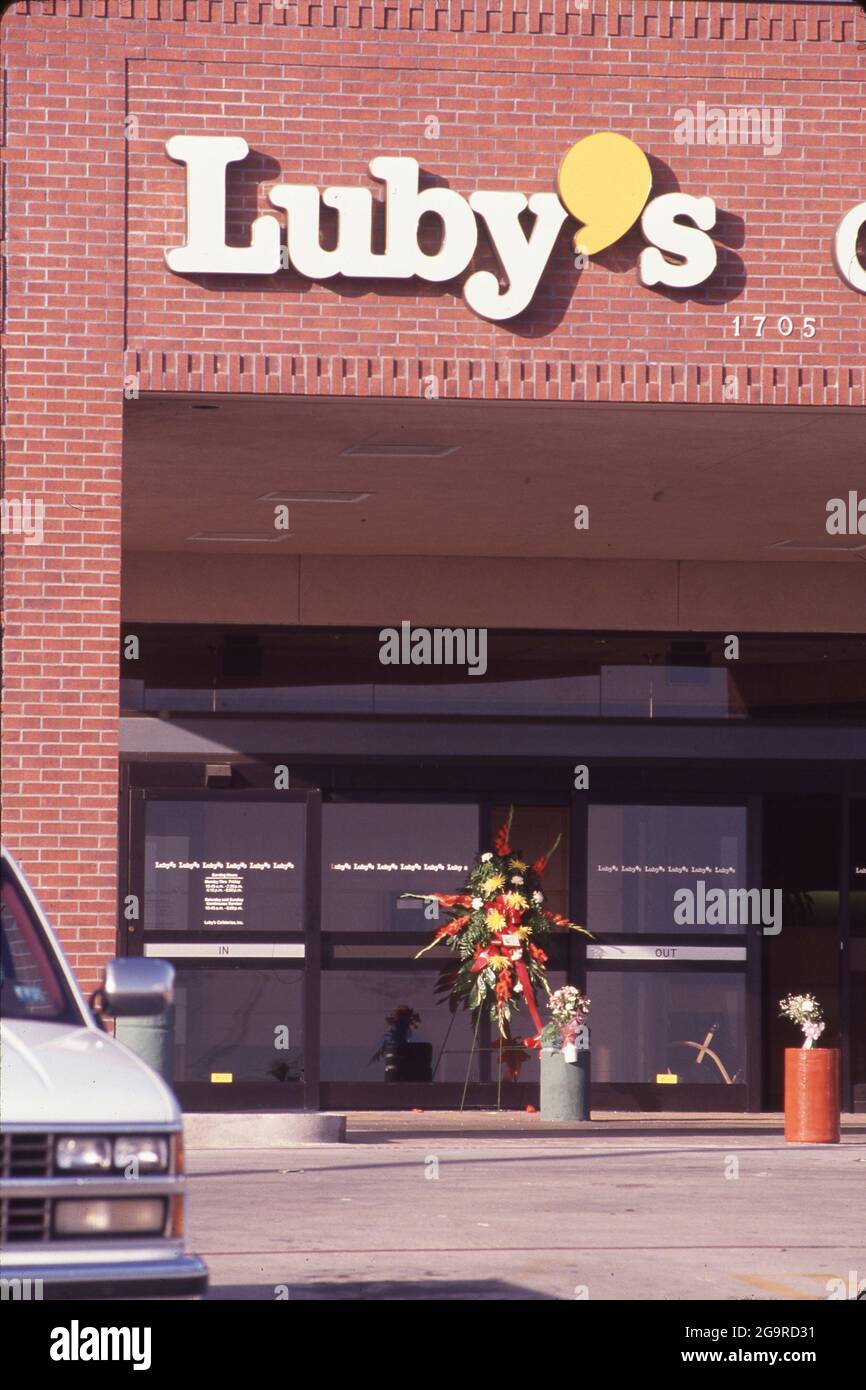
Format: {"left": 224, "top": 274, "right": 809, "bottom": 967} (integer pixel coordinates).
{"left": 556, "top": 132, "right": 653, "bottom": 256}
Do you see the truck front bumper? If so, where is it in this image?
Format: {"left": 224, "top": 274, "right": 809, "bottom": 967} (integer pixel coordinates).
{"left": 1, "top": 1252, "right": 208, "bottom": 1300}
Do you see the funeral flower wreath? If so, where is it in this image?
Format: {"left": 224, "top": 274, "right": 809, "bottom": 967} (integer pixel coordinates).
{"left": 405, "top": 808, "right": 591, "bottom": 1044}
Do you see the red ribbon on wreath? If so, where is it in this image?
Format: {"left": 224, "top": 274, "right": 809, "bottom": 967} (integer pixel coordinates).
{"left": 470, "top": 937, "right": 545, "bottom": 1039}
{"left": 514, "top": 957, "right": 544, "bottom": 1036}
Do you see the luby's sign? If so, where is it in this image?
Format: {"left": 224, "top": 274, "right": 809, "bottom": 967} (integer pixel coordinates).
{"left": 164, "top": 132, "right": 866, "bottom": 321}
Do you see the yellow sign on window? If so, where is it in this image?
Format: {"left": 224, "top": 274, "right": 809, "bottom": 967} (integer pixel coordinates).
{"left": 210, "top": 1072, "right": 233, "bottom": 1084}
{"left": 656, "top": 1073, "right": 678, "bottom": 1085}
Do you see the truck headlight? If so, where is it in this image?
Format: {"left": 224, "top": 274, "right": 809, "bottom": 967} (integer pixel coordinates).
{"left": 113, "top": 1136, "right": 169, "bottom": 1173}
{"left": 54, "top": 1199, "right": 167, "bottom": 1236}
{"left": 56, "top": 1137, "right": 112, "bottom": 1172}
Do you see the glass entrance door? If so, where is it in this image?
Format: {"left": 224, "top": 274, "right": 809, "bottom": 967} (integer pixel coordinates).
{"left": 584, "top": 801, "right": 752, "bottom": 1108}
{"left": 319, "top": 798, "right": 482, "bottom": 1105}
{"left": 127, "top": 789, "right": 320, "bottom": 1110}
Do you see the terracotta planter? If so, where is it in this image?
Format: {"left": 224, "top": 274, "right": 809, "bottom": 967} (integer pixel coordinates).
{"left": 784, "top": 1048, "right": 840, "bottom": 1143}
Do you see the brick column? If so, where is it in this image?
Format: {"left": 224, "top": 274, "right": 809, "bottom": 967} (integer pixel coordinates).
{"left": 1, "top": 11, "right": 127, "bottom": 991}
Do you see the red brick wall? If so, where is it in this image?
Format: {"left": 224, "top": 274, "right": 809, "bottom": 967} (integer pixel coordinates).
{"left": 119, "top": 3, "right": 866, "bottom": 405}
{"left": 1, "top": 0, "right": 864, "bottom": 982}
{"left": 1, "top": 6, "right": 127, "bottom": 989}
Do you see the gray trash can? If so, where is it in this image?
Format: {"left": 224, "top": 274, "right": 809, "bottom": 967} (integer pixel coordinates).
{"left": 115, "top": 1004, "right": 176, "bottom": 1085}
{"left": 540, "top": 1046, "right": 591, "bottom": 1121}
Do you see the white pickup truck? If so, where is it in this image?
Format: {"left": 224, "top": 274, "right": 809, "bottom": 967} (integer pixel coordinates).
{"left": 0, "top": 845, "right": 207, "bottom": 1299}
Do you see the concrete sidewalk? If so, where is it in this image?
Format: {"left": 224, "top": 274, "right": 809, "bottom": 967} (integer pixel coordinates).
{"left": 185, "top": 1113, "right": 866, "bottom": 1301}
{"left": 343, "top": 1109, "right": 865, "bottom": 1142}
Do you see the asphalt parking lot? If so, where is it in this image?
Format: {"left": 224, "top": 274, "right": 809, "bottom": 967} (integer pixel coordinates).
{"left": 185, "top": 1115, "right": 866, "bottom": 1301}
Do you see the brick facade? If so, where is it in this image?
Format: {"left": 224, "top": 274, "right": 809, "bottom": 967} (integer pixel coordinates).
{"left": 1, "top": 0, "right": 863, "bottom": 982}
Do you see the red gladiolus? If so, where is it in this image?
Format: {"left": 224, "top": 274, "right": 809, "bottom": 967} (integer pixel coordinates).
{"left": 494, "top": 823, "right": 511, "bottom": 855}
{"left": 544, "top": 910, "right": 571, "bottom": 928}
{"left": 528, "top": 943, "right": 548, "bottom": 963}
{"left": 436, "top": 915, "right": 468, "bottom": 940}
{"left": 532, "top": 856, "right": 547, "bottom": 875}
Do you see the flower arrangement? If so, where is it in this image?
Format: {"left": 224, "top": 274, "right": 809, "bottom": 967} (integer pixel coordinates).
{"left": 779, "top": 993, "right": 826, "bottom": 1050}
{"left": 369, "top": 1005, "right": 421, "bottom": 1063}
{"left": 406, "top": 808, "right": 590, "bottom": 1041}
{"left": 540, "top": 986, "right": 591, "bottom": 1055}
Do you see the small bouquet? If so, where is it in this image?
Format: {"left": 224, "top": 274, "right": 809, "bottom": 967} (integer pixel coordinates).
{"left": 541, "top": 986, "right": 590, "bottom": 1062}
{"left": 779, "top": 993, "right": 825, "bottom": 1050}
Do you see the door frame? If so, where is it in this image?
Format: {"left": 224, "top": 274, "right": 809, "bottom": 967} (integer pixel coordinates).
{"left": 574, "top": 790, "right": 759, "bottom": 1111}
{"left": 124, "top": 785, "right": 322, "bottom": 1110}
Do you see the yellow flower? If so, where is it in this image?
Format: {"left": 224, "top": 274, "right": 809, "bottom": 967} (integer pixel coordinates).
{"left": 508, "top": 859, "right": 527, "bottom": 871}
{"left": 489, "top": 955, "right": 508, "bottom": 970}
{"left": 481, "top": 874, "right": 505, "bottom": 895}
{"left": 486, "top": 909, "right": 505, "bottom": 931}
{"left": 503, "top": 892, "right": 528, "bottom": 912}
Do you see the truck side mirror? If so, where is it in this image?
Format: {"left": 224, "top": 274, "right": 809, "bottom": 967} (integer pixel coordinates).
{"left": 99, "top": 958, "right": 175, "bottom": 1017}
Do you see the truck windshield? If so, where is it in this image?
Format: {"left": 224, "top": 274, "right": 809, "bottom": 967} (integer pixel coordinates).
{"left": 1, "top": 862, "right": 83, "bottom": 1024}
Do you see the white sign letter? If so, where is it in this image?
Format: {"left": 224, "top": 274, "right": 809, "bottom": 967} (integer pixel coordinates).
{"left": 165, "top": 136, "right": 280, "bottom": 275}
{"left": 833, "top": 202, "right": 866, "bottom": 294}
{"left": 369, "top": 156, "right": 477, "bottom": 282}
{"left": 464, "top": 191, "right": 566, "bottom": 320}
{"left": 638, "top": 193, "right": 718, "bottom": 289}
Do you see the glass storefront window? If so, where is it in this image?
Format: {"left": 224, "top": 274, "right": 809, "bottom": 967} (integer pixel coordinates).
{"left": 173, "top": 967, "right": 304, "bottom": 1085}
{"left": 120, "top": 626, "right": 866, "bottom": 723}
{"left": 126, "top": 669, "right": 744, "bottom": 718}
{"left": 588, "top": 971, "right": 746, "bottom": 1085}
{"left": 143, "top": 800, "right": 306, "bottom": 933}
{"left": 322, "top": 802, "right": 478, "bottom": 933}
{"left": 321, "top": 968, "right": 564, "bottom": 1084}
{"left": 600, "top": 664, "right": 734, "bottom": 719}
{"left": 588, "top": 804, "right": 748, "bottom": 935}
{"left": 322, "top": 970, "right": 476, "bottom": 1084}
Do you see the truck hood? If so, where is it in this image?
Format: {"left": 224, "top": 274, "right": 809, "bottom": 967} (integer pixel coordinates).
{"left": 0, "top": 1020, "right": 179, "bottom": 1127}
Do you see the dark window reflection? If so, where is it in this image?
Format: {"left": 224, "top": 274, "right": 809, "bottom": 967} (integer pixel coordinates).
{"left": 850, "top": 800, "right": 866, "bottom": 1103}
{"left": 763, "top": 795, "right": 842, "bottom": 1108}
